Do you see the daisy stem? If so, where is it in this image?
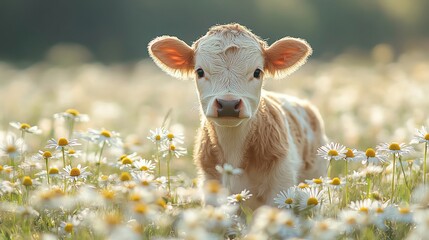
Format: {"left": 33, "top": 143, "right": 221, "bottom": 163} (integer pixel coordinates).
{"left": 327, "top": 159, "right": 332, "bottom": 179}
{"left": 366, "top": 176, "right": 371, "bottom": 199}
{"left": 424, "top": 143, "right": 428, "bottom": 185}
{"left": 61, "top": 147, "right": 66, "bottom": 168}
{"left": 327, "top": 186, "right": 332, "bottom": 204}
{"left": 398, "top": 156, "right": 411, "bottom": 192}
{"left": 167, "top": 151, "right": 172, "bottom": 194}
{"left": 45, "top": 157, "right": 50, "bottom": 185}
{"left": 345, "top": 159, "right": 349, "bottom": 204}
{"left": 156, "top": 141, "right": 161, "bottom": 177}
{"left": 97, "top": 141, "right": 106, "bottom": 176}
{"left": 68, "top": 119, "right": 75, "bottom": 139}
{"left": 391, "top": 154, "right": 396, "bottom": 202}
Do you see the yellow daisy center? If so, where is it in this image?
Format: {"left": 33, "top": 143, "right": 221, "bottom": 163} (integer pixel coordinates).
{"left": 376, "top": 207, "right": 384, "bottom": 213}
{"left": 101, "top": 189, "right": 115, "bottom": 200}
{"left": 100, "top": 175, "right": 109, "bottom": 181}
{"left": 359, "top": 207, "right": 369, "bottom": 213}
{"left": 6, "top": 146, "right": 16, "bottom": 153}
{"left": 235, "top": 194, "right": 243, "bottom": 202}
{"left": 319, "top": 222, "right": 329, "bottom": 231}
{"left": 22, "top": 176, "right": 33, "bottom": 186}
{"left": 156, "top": 198, "right": 167, "bottom": 209}
{"left": 345, "top": 148, "right": 355, "bottom": 158}
{"left": 285, "top": 198, "right": 293, "bottom": 204}
{"left": 425, "top": 134, "right": 429, "bottom": 141}
{"left": 389, "top": 142, "right": 401, "bottom": 151}
{"left": 285, "top": 220, "right": 294, "bottom": 227}
{"left": 141, "top": 180, "right": 150, "bottom": 186}
{"left": 399, "top": 207, "right": 410, "bottom": 214}
{"left": 134, "top": 203, "right": 148, "bottom": 214}
{"left": 307, "top": 197, "right": 319, "bottom": 206}
{"left": 313, "top": 178, "right": 323, "bottom": 184}
{"left": 170, "top": 145, "right": 176, "bottom": 151}
{"left": 366, "top": 148, "right": 376, "bottom": 158}
{"left": 49, "top": 167, "right": 59, "bottom": 174}
{"left": 129, "top": 193, "right": 141, "bottom": 202}
{"left": 66, "top": 109, "right": 80, "bottom": 116}
{"left": 347, "top": 217, "right": 357, "bottom": 225}
{"left": 155, "top": 135, "right": 161, "bottom": 141}
{"left": 331, "top": 177, "right": 341, "bottom": 185}
{"left": 20, "top": 123, "right": 31, "bottom": 129}
{"left": 167, "top": 133, "right": 174, "bottom": 140}
{"left": 105, "top": 214, "right": 121, "bottom": 226}
{"left": 206, "top": 180, "right": 221, "bottom": 193}
{"left": 69, "top": 168, "right": 81, "bottom": 177}
{"left": 0, "top": 165, "right": 3, "bottom": 171}
{"left": 101, "top": 130, "right": 112, "bottom": 138}
{"left": 328, "top": 149, "right": 339, "bottom": 156}
{"left": 140, "top": 166, "right": 149, "bottom": 171}
{"left": 58, "top": 138, "right": 69, "bottom": 146}
{"left": 64, "top": 223, "right": 73, "bottom": 233}
{"left": 121, "top": 157, "right": 132, "bottom": 165}
{"left": 43, "top": 151, "right": 52, "bottom": 158}
{"left": 68, "top": 149, "right": 76, "bottom": 154}
{"left": 120, "top": 172, "right": 131, "bottom": 181}
{"left": 298, "top": 183, "right": 309, "bottom": 189}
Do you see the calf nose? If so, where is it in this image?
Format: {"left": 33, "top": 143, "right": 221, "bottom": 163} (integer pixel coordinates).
{"left": 216, "top": 99, "right": 241, "bottom": 117}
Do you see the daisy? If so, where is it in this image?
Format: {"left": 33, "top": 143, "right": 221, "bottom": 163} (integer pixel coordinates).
{"left": 349, "top": 199, "right": 376, "bottom": 214}
{"left": 9, "top": 121, "right": 42, "bottom": 135}
{"left": 215, "top": 163, "right": 243, "bottom": 176}
{"left": 338, "top": 210, "right": 367, "bottom": 234}
{"left": 115, "top": 153, "right": 141, "bottom": 170}
{"left": 227, "top": 189, "right": 253, "bottom": 205}
{"left": 317, "top": 142, "right": 347, "bottom": 161}
{"left": 88, "top": 128, "right": 122, "bottom": 147}
{"left": 344, "top": 148, "right": 366, "bottom": 163}
{"left": 59, "top": 215, "right": 81, "bottom": 236}
{"left": 46, "top": 137, "right": 80, "bottom": 150}
{"left": 131, "top": 172, "right": 157, "bottom": 188}
{"left": 370, "top": 201, "right": 393, "bottom": 230}
{"left": 0, "top": 132, "right": 26, "bottom": 159}
{"left": 162, "top": 142, "right": 187, "bottom": 158}
{"left": 297, "top": 187, "right": 325, "bottom": 211}
{"left": 165, "top": 131, "right": 185, "bottom": 145}
{"left": 305, "top": 177, "right": 325, "bottom": 187}
{"left": 409, "top": 209, "right": 429, "bottom": 239}
{"left": 377, "top": 142, "right": 414, "bottom": 157}
{"left": 391, "top": 206, "right": 413, "bottom": 223}
{"left": 63, "top": 164, "right": 91, "bottom": 181}
{"left": 33, "top": 150, "right": 56, "bottom": 162}
{"left": 36, "top": 167, "right": 62, "bottom": 180}
{"left": 133, "top": 159, "right": 156, "bottom": 173}
{"left": 362, "top": 148, "right": 387, "bottom": 165}
{"left": 410, "top": 126, "right": 429, "bottom": 145}
{"left": 327, "top": 177, "right": 346, "bottom": 190}
{"left": 54, "top": 108, "right": 89, "bottom": 122}
{"left": 147, "top": 127, "right": 168, "bottom": 144}
{"left": 273, "top": 187, "right": 296, "bottom": 209}
{"left": 308, "top": 218, "right": 341, "bottom": 240}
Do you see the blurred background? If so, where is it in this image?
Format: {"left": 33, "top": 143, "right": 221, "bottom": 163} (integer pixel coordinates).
{"left": 1, "top": 0, "right": 429, "bottom": 165}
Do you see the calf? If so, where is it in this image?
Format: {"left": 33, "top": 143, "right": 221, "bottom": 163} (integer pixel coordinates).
{"left": 148, "top": 23, "right": 327, "bottom": 209}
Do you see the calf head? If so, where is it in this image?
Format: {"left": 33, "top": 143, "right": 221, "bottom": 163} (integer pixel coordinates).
{"left": 148, "top": 24, "right": 312, "bottom": 127}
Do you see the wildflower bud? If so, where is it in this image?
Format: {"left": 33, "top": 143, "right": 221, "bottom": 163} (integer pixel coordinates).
{"left": 43, "top": 151, "right": 52, "bottom": 158}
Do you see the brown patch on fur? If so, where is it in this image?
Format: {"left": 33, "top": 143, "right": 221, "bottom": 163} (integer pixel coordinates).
{"left": 194, "top": 121, "right": 229, "bottom": 180}
{"left": 241, "top": 98, "right": 289, "bottom": 172}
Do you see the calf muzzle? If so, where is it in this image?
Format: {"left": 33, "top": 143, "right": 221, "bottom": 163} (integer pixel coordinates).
{"left": 216, "top": 99, "right": 241, "bottom": 117}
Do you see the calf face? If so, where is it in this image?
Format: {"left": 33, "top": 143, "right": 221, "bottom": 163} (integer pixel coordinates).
{"left": 148, "top": 24, "right": 312, "bottom": 127}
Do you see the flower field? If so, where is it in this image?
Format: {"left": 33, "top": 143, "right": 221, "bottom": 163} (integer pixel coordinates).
{"left": 1, "top": 47, "right": 429, "bottom": 239}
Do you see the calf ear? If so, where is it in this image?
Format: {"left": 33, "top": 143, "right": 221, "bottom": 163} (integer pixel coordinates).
{"left": 264, "top": 37, "right": 312, "bottom": 79}
{"left": 148, "top": 36, "right": 195, "bottom": 79}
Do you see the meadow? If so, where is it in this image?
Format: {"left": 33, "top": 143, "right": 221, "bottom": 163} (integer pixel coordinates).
{"left": 1, "top": 44, "right": 429, "bottom": 239}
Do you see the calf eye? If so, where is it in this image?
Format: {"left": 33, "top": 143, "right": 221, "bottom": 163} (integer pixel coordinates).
{"left": 196, "top": 68, "right": 205, "bottom": 78}
{"left": 253, "top": 69, "right": 262, "bottom": 79}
